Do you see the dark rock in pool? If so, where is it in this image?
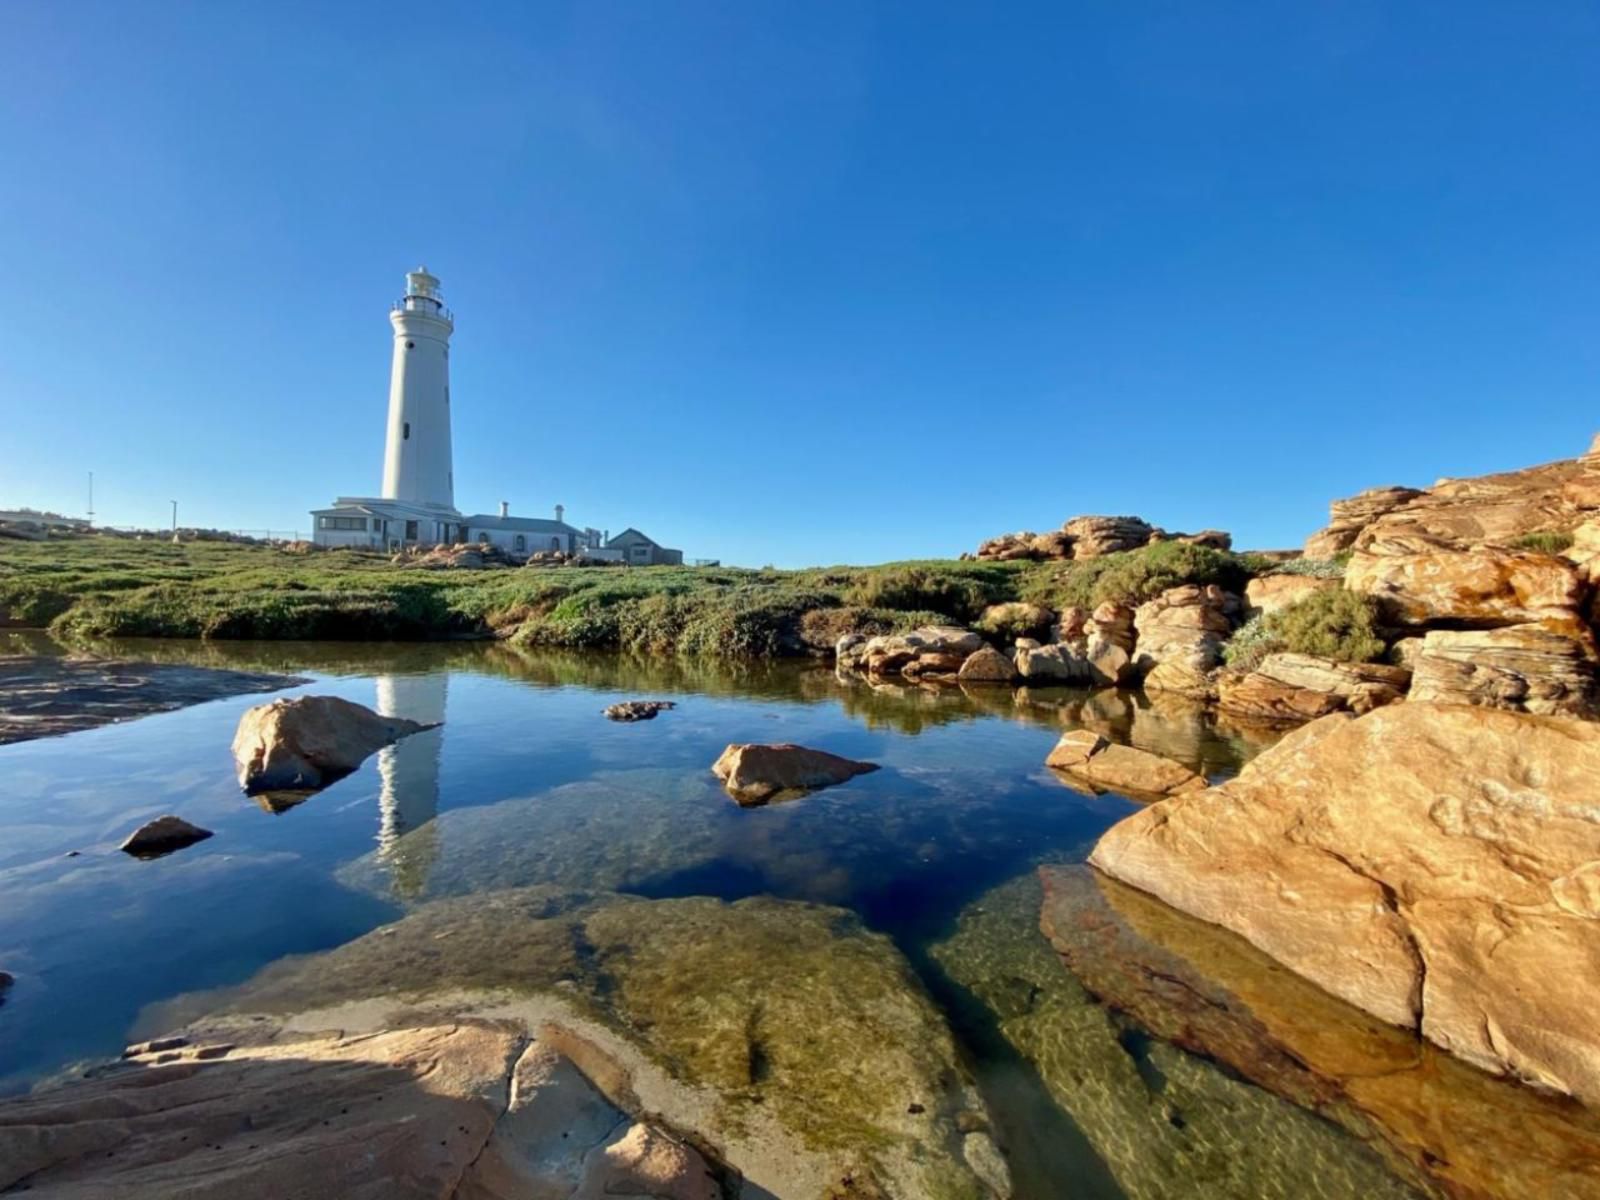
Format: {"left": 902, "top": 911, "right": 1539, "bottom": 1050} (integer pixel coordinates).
{"left": 603, "top": 700, "right": 677, "bottom": 722}
{"left": 119, "top": 815, "right": 214, "bottom": 859}
{"left": 0, "top": 656, "right": 305, "bottom": 746}
{"left": 232, "top": 695, "right": 436, "bottom": 796}
{"left": 711, "top": 742, "right": 879, "bottom": 806}
{"left": 0, "top": 971, "right": 12, "bottom": 1007}
{"left": 1038, "top": 864, "right": 1600, "bottom": 1200}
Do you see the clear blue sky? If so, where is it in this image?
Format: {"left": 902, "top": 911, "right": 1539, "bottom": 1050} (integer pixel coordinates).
{"left": 2, "top": 2, "right": 1596, "bottom": 566}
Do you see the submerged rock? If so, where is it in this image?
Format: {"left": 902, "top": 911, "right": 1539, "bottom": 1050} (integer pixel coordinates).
{"left": 121, "top": 887, "right": 1007, "bottom": 1199}
{"left": 603, "top": 699, "right": 677, "bottom": 722}
{"left": 118, "top": 815, "right": 214, "bottom": 859}
{"left": 1090, "top": 703, "right": 1600, "bottom": 1105}
{"left": 1045, "top": 730, "right": 1206, "bottom": 800}
{"left": 1039, "top": 864, "right": 1600, "bottom": 1200}
{"left": 231, "top": 694, "right": 435, "bottom": 795}
{"left": 711, "top": 742, "right": 880, "bottom": 806}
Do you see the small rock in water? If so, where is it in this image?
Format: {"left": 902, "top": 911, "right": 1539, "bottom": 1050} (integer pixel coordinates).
{"left": 232, "top": 694, "right": 436, "bottom": 795}
{"left": 0, "top": 971, "right": 12, "bottom": 1007}
{"left": 711, "top": 743, "right": 879, "bottom": 806}
{"left": 603, "top": 700, "right": 677, "bottom": 722}
{"left": 119, "top": 815, "right": 214, "bottom": 859}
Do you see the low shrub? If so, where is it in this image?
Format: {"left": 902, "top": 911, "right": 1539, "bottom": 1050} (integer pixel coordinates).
{"left": 1022, "top": 542, "right": 1251, "bottom": 613}
{"left": 845, "top": 566, "right": 1007, "bottom": 623}
{"left": 1268, "top": 556, "right": 1347, "bottom": 579}
{"left": 1222, "top": 587, "right": 1386, "bottom": 670}
{"left": 1511, "top": 530, "right": 1575, "bottom": 555}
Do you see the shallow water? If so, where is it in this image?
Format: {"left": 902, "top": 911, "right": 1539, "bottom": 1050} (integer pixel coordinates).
{"left": 0, "top": 638, "right": 1427, "bottom": 1196}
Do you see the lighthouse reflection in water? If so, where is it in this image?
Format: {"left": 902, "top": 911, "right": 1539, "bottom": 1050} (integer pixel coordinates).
{"left": 374, "top": 672, "right": 446, "bottom": 898}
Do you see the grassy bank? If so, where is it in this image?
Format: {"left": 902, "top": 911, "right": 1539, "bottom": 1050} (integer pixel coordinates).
{"left": 0, "top": 537, "right": 1332, "bottom": 658}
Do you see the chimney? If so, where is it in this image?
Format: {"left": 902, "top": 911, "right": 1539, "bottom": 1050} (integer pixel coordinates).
{"left": 555, "top": 504, "right": 565, "bottom": 524}
{"left": 499, "top": 501, "right": 509, "bottom": 519}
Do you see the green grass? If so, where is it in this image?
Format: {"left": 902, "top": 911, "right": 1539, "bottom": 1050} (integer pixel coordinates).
{"left": 1510, "top": 530, "right": 1575, "bottom": 555}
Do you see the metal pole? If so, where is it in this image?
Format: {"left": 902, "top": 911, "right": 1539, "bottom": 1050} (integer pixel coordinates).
{"left": 171, "top": 500, "right": 178, "bottom": 543}
{"left": 87, "top": 471, "right": 94, "bottom": 526}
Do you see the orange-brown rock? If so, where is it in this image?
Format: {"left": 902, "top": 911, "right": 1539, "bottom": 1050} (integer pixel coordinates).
{"left": 957, "top": 645, "right": 1019, "bottom": 683}
{"left": 1243, "top": 573, "right": 1338, "bottom": 616}
{"left": 1345, "top": 537, "right": 1584, "bottom": 627}
{"left": 1046, "top": 729, "right": 1206, "bottom": 800}
{"left": 231, "top": 694, "right": 435, "bottom": 795}
{"left": 1407, "top": 624, "right": 1599, "bottom": 717}
{"left": 1303, "top": 486, "right": 1425, "bottom": 558}
{"left": 1216, "top": 653, "right": 1410, "bottom": 724}
{"left": 1131, "top": 584, "right": 1240, "bottom": 697}
{"left": 1089, "top": 703, "right": 1600, "bottom": 1105}
{"left": 711, "top": 742, "right": 879, "bottom": 805}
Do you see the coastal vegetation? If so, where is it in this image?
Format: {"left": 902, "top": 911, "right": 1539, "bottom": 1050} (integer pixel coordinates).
{"left": 1222, "top": 588, "right": 1387, "bottom": 673}
{"left": 1, "top": 537, "right": 1290, "bottom": 655}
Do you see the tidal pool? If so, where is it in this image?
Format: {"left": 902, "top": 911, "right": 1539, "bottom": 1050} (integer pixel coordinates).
{"left": 2, "top": 637, "right": 1551, "bottom": 1197}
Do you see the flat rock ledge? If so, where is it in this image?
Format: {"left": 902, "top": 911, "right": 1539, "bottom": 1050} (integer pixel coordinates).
{"left": 1089, "top": 702, "right": 1600, "bottom": 1106}
{"left": 1045, "top": 729, "right": 1206, "bottom": 801}
{"left": 711, "top": 742, "right": 880, "bottom": 806}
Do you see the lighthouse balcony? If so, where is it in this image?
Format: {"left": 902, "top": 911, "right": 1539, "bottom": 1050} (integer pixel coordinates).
{"left": 394, "top": 298, "right": 454, "bottom": 321}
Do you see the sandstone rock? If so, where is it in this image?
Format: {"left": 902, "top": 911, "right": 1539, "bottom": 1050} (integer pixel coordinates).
{"left": 974, "top": 531, "right": 1050, "bottom": 562}
{"left": 1014, "top": 642, "right": 1093, "bottom": 684}
{"left": 958, "top": 645, "right": 1019, "bottom": 684}
{"left": 1039, "top": 865, "right": 1600, "bottom": 1200}
{"left": 1082, "top": 634, "right": 1135, "bottom": 687}
{"left": 1304, "top": 486, "right": 1425, "bottom": 558}
{"left": 1345, "top": 537, "right": 1585, "bottom": 628}
{"left": 603, "top": 700, "right": 677, "bottom": 722}
{"left": 711, "top": 743, "right": 879, "bottom": 805}
{"left": 1046, "top": 729, "right": 1206, "bottom": 800}
{"left": 1131, "top": 585, "right": 1240, "bottom": 696}
{"left": 232, "top": 695, "right": 435, "bottom": 795}
{"left": 1216, "top": 653, "right": 1411, "bottom": 724}
{"left": 1243, "top": 573, "right": 1338, "bottom": 616}
{"left": 1408, "top": 624, "right": 1599, "bottom": 717}
{"left": 1053, "top": 606, "right": 1090, "bottom": 644}
{"left": 1084, "top": 601, "right": 1135, "bottom": 653}
{"left": 118, "top": 815, "right": 214, "bottom": 859}
{"left": 846, "top": 626, "right": 987, "bottom": 679}
{"left": 1172, "top": 529, "right": 1233, "bottom": 550}
{"left": 1090, "top": 703, "right": 1600, "bottom": 1105}
{"left": 975, "top": 601, "right": 1055, "bottom": 642}
{"left": 1063, "top": 515, "right": 1155, "bottom": 558}
{"left": 1029, "top": 531, "right": 1073, "bottom": 559}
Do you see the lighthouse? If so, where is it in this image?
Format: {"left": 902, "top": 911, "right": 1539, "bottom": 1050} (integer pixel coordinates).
{"left": 381, "top": 268, "right": 455, "bottom": 508}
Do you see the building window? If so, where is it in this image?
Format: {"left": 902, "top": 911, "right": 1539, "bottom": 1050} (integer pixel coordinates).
{"left": 405, "top": 520, "right": 418, "bottom": 540}
{"left": 550, "top": 536, "right": 561, "bottom": 551}
{"left": 403, "top": 422, "right": 410, "bottom": 440}
{"left": 513, "top": 535, "right": 526, "bottom": 552}
{"left": 318, "top": 516, "right": 367, "bottom": 531}
{"left": 478, "top": 533, "right": 490, "bottom": 545}
{"left": 406, "top": 341, "right": 415, "bottom": 350}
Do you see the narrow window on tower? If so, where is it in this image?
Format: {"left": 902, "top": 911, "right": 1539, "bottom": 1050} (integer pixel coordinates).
{"left": 404, "top": 422, "right": 411, "bottom": 440}
{"left": 406, "top": 341, "right": 415, "bottom": 350}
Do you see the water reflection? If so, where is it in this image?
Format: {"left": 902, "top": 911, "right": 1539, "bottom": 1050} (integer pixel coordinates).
{"left": 374, "top": 672, "right": 446, "bottom": 899}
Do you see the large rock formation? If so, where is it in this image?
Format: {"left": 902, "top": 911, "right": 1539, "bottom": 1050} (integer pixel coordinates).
{"left": 1345, "top": 536, "right": 1585, "bottom": 628}
{"left": 1045, "top": 730, "right": 1206, "bottom": 800}
{"left": 1131, "top": 585, "right": 1240, "bottom": 697}
{"left": 232, "top": 694, "right": 435, "bottom": 795}
{"left": 711, "top": 743, "right": 879, "bottom": 805}
{"left": 1216, "top": 653, "right": 1410, "bottom": 724}
{"left": 1305, "top": 445, "right": 1600, "bottom": 556}
{"left": 1243, "top": 573, "right": 1338, "bottom": 616}
{"left": 1408, "top": 624, "right": 1599, "bottom": 717}
{"left": 970, "top": 516, "right": 1230, "bottom": 562}
{"left": 1089, "top": 703, "right": 1600, "bottom": 1105}
{"left": 836, "top": 626, "right": 986, "bottom": 679}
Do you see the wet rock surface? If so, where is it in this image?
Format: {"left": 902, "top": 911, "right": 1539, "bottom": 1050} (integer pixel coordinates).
{"left": 0, "top": 655, "right": 302, "bottom": 746}
{"left": 1045, "top": 730, "right": 1206, "bottom": 800}
{"left": 1090, "top": 703, "right": 1600, "bottom": 1104}
{"left": 117, "top": 886, "right": 1008, "bottom": 1199}
{"left": 1038, "top": 865, "right": 1600, "bottom": 1200}
{"left": 232, "top": 694, "right": 436, "bottom": 796}
{"left": 602, "top": 699, "right": 677, "bottom": 721}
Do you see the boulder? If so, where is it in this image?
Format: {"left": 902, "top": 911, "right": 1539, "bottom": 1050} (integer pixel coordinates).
{"left": 974, "top": 531, "right": 1050, "bottom": 562}
{"left": 603, "top": 700, "right": 677, "bottom": 722}
{"left": 1046, "top": 730, "right": 1206, "bottom": 800}
{"left": 1084, "top": 601, "right": 1135, "bottom": 653}
{"left": 232, "top": 695, "right": 436, "bottom": 795}
{"left": 1171, "top": 529, "right": 1233, "bottom": 551}
{"left": 1216, "top": 653, "right": 1411, "bottom": 724}
{"left": 711, "top": 743, "right": 879, "bottom": 805}
{"left": 1407, "top": 625, "right": 1599, "bottom": 717}
{"left": 118, "top": 815, "right": 214, "bottom": 859}
{"left": 1089, "top": 703, "right": 1600, "bottom": 1105}
{"left": 846, "top": 626, "right": 987, "bottom": 679}
{"left": 1131, "top": 584, "right": 1240, "bottom": 696}
{"left": 1014, "top": 643, "right": 1087, "bottom": 684}
{"left": 1345, "top": 538, "right": 1584, "bottom": 628}
{"left": 1063, "top": 515, "right": 1155, "bottom": 558}
{"left": 1243, "top": 573, "right": 1338, "bottom": 616}
{"left": 957, "top": 645, "right": 1020, "bottom": 684}
{"left": 1052, "top": 606, "right": 1090, "bottom": 644}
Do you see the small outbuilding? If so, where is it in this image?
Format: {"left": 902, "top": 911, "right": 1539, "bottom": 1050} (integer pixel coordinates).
{"left": 606, "top": 528, "right": 683, "bottom": 566}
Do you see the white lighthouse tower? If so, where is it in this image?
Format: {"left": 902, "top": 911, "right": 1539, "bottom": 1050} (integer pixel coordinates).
{"left": 382, "top": 267, "right": 455, "bottom": 508}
